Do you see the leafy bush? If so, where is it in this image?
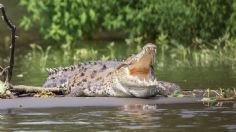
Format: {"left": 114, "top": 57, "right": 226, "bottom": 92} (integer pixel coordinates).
{"left": 20, "top": 0, "right": 236, "bottom": 46}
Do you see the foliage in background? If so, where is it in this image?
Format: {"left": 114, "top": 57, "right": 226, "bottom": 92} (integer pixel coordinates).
{"left": 156, "top": 33, "right": 236, "bottom": 68}
{"left": 18, "top": 0, "right": 236, "bottom": 76}
{"left": 19, "top": 0, "right": 236, "bottom": 46}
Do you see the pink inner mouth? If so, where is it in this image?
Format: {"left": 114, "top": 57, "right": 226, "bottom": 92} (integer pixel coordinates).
{"left": 127, "top": 43, "right": 156, "bottom": 81}
{"left": 129, "top": 67, "right": 151, "bottom": 80}
{"left": 128, "top": 55, "right": 152, "bottom": 80}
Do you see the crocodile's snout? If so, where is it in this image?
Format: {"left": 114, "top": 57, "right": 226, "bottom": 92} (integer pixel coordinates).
{"left": 143, "top": 43, "right": 156, "bottom": 50}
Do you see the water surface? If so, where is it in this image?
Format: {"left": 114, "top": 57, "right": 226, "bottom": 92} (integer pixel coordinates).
{"left": 0, "top": 103, "right": 235, "bottom": 131}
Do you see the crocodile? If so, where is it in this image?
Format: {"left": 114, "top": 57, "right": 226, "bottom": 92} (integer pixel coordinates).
{"left": 43, "top": 43, "right": 181, "bottom": 97}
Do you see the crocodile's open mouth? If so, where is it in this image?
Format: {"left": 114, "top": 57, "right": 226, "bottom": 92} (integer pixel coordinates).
{"left": 114, "top": 43, "right": 161, "bottom": 97}
{"left": 127, "top": 43, "right": 156, "bottom": 81}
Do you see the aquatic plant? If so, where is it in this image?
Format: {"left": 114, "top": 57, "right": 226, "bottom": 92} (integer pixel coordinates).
{"left": 0, "top": 80, "right": 11, "bottom": 99}
{"left": 23, "top": 33, "right": 236, "bottom": 73}
{"left": 33, "top": 90, "right": 55, "bottom": 98}
{"left": 201, "top": 88, "right": 236, "bottom": 104}
{"left": 29, "top": 44, "right": 51, "bottom": 71}
{"left": 73, "top": 48, "right": 98, "bottom": 62}
{"left": 169, "top": 87, "right": 236, "bottom": 105}
{"left": 0, "top": 80, "right": 6, "bottom": 95}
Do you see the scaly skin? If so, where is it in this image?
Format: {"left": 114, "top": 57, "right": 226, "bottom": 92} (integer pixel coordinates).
{"left": 43, "top": 43, "right": 181, "bottom": 97}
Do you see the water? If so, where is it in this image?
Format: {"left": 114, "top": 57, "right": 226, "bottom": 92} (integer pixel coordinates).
{"left": 0, "top": 1, "right": 236, "bottom": 131}
{"left": 0, "top": 103, "right": 236, "bottom": 131}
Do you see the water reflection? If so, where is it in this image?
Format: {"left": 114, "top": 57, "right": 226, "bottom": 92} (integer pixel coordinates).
{"left": 122, "top": 104, "right": 160, "bottom": 111}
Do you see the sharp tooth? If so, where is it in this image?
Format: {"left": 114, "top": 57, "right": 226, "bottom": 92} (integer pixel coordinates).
{"left": 144, "top": 79, "right": 147, "bottom": 83}
{"left": 148, "top": 80, "right": 152, "bottom": 84}
{"left": 150, "top": 80, "right": 154, "bottom": 85}
{"left": 153, "top": 81, "right": 156, "bottom": 85}
{"left": 136, "top": 78, "right": 141, "bottom": 84}
{"left": 138, "top": 79, "right": 142, "bottom": 84}
{"left": 154, "top": 80, "right": 157, "bottom": 84}
{"left": 145, "top": 79, "right": 150, "bottom": 85}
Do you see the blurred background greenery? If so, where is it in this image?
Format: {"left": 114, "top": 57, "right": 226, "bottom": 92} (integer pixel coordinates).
{"left": 17, "top": 0, "right": 236, "bottom": 46}
{"left": 0, "top": 0, "right": 236, "bottom": 89}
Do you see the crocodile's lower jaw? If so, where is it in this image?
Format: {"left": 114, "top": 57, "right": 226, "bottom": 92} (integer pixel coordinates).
{"left": 128, "top": 87, "right": 157, "bottom": 98}
{"left": 113, "top": 77, "right": 159, "bottom": 97}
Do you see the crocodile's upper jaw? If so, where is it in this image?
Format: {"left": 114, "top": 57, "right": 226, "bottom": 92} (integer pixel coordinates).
{"left": 114, "top": 43, "right": 160, "bottom": 97}
{"left": 127, "top": 43, "right": 156, "bottom": 81}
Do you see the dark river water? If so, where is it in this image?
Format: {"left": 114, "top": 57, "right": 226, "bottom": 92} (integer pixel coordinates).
{"left": 0, "top": 103, "right": 236, "bottom": 131}
{"left": 0, "top": 1, "right": 236, "bottom": 131}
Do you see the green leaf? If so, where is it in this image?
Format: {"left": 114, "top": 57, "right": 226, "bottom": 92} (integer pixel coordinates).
{"left": 80, "top": 12, "right": 87, "bottom": 24}
{"left": 89, "top": 9, "right": 95, "bottom": 21}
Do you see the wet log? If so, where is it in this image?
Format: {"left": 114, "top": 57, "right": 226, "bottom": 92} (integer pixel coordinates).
{"left": 10, "top": 85, "right": 68, "bottom": 94}
{"left": 216, "top": 97, "right": 236, "bottom": 101}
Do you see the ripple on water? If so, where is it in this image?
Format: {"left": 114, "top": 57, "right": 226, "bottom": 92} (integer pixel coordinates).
{"left": 17, "top": 121, "right": 91, "bottom": 125}
{"left": 176, "top": 125, "right": 197, "bottom": 128}
{"left": 222, "top": 125, "right": 236, "bottom": 132}
{"left": 121, "top": 124, "right": 161, "bottom": 129}
{"left": 178, "top": 109, "right": 220, "bottom": 118}
{"left": 1, "top": 103, "right": 236, "bottom": 131}
{"left": 18, "top": 112, "right": 51, "bottom": 116}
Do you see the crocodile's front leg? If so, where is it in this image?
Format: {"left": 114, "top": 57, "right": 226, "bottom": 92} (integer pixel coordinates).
{"left": 67, "top": 86, "right": 85, "bottom": 96}
{"left": 156, "top": 81, "right": 181, "bottom": 96}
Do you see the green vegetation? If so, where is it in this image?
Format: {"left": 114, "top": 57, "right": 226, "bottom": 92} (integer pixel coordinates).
{"left": 20, "top": 0, "right": 236, "bottom": 46}
{"left": 18, "top": 0, "right": 236, "bottom": 69}
{"left": 0, "top": 80, "right": 11, "bottom": 99}
{"left": 0, "top": 80, "right": 6, "bottom": 95}
{"left": 24, "top": 35, "right": 236, "bottom": 73}
{"left": 170, "top": 87, "right": 236, "bottom": 104}
{"left": 156, "top": 33, "right": 236, "bottom": 68}
{"left": 33, "top": 90, "right": 55, "bottom": 98}
{"left": 201, "top": 88, "right": 236, "bottom": 105}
